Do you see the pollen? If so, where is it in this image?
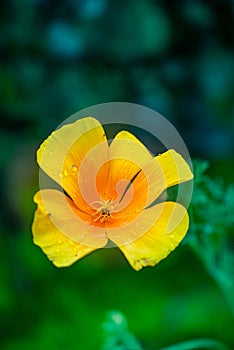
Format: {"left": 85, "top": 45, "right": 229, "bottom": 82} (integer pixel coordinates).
{"left": 91, "top": 200, "right": 114, "bottom": 223}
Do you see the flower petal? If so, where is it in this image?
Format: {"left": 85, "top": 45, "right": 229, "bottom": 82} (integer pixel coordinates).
{"left": 132, "top": 149, "right": 193, "bottom": 207}
{"left": 108, "top": 202, "right": 189, "bottom": 271}
{"left": 98, "top": 131, "right": 152, "bottom": 210}
{"left": 32, "top": 190, "right": 108, "bottom": 266}
{"left": 37, "top": 117, "right": 108, "bottom": 212}
{"left": 112, "top": 130, "right": 153, "bottom": 160}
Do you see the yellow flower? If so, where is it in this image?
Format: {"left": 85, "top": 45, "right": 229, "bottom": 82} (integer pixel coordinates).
{"left": 32, "top": 117, "right": 193, "bottom": 270}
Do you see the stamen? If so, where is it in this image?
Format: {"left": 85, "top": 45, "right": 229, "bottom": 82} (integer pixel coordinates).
{"left": 91, "top": 200, "right": 114, "bottom": 223}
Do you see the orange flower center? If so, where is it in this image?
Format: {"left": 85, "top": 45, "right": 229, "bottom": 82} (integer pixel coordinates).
{"left": 91, "top": 200, "right": 116, "bottom": 223}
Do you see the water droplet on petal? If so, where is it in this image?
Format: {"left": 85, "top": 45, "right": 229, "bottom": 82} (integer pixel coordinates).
{"left": 130, "top": 149, "right": 134, "bottom": 153}
{"left": 72, "top": 164, "right": 78, "bottom": 172}
{"left": 140, "top": 225, "right": 144, "bottom": 229}
{"left": 63, "top": 169, "right": 68, "bottom": 176}
{"left": 49, "top": 151, "right": 53, "bottom": 156}
{"left": 59, "top": 171, "right": 62, "bottom": 178}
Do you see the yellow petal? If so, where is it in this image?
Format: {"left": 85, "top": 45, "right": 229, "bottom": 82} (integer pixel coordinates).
{"left": 32, "top": 190, "right": 107, "bottom": 267}
{"left": 108, "top": 202, "right": 189, "bottom": 271}
{"left": 37, "top": 117, "right": 108, "bottom": 211}
{"left": 110, "top": 130, "right": 153, "bottom": 168}
{"left": 113, "top": 130, "right": 153, "bottom": 160}
{"left": 98, "top": 130, "right": 152, "bottom": 207}
{"left": 132, "top": 149, "right": 193, "bottom": 207}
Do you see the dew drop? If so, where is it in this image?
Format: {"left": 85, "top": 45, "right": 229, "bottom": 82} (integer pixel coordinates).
{"left": 58, "top": 171, "right": 62, "bottom": 178}
{"left": 72, "top": 164, "right": 78, "bottom": 172}
{"left": 63, "top": 169, "right": 68, "bottom": 176}
{"left": 49, "top": 151, "right": 53, "bottom": 156}
{"left": 140, "top": 225, "right": 144, "bottom": 229}
{"left": 130, "top": 149, "right": 134, "bottom": 153}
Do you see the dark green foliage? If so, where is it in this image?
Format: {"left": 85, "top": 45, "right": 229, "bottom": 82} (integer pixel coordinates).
{"left": 188, "top": 160, "right": 234, "bottom": 314}
{"left": 101, "top": 311, "right": 232, "bottom": 350}
{"left": 101, "top": 311, "right": 143, "bottom": 350}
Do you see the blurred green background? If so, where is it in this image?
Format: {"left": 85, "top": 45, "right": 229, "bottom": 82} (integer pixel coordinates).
{"left": 0, "top": 1, "right": 234, "bottom": 349}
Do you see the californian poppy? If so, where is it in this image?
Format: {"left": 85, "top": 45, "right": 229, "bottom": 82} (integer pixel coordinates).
{"left": 32, "top": 117, "right": 193, "bottom": 270}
